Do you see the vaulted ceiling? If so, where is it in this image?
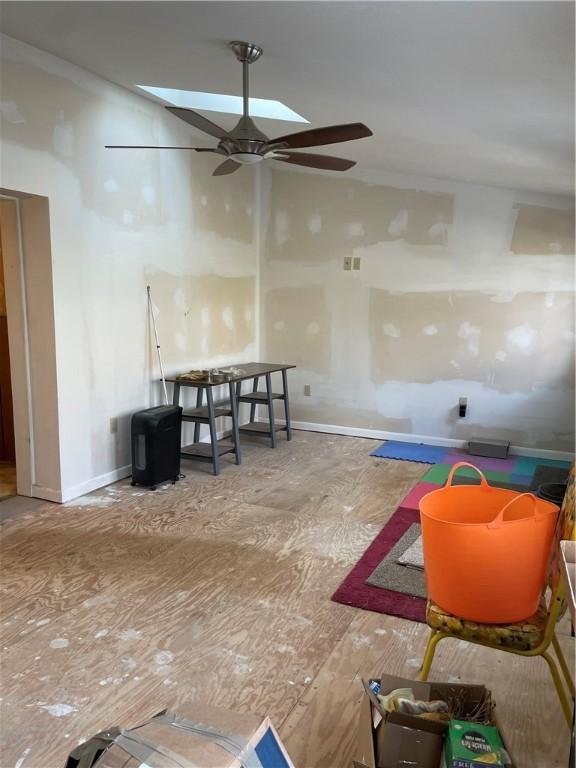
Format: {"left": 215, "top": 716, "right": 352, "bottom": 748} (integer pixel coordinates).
{"left": 1, "top": 1, "right": 574, "bottom": 195}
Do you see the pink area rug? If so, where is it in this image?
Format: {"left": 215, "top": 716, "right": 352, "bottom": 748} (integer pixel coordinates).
{"left": 397, "top": 482, "right": 439, "bottom": 511}
{"left": 331, "top": 503, "right": 427, "bottom": 623}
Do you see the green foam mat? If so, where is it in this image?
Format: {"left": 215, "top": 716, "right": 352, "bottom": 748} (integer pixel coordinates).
{"left": 422, "top": 463, "right": 511, "bottom": 485}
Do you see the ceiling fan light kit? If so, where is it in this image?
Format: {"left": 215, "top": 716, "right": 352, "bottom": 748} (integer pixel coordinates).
{"left": 106, "top": 41, "right": 372, "bottom": 176}
{"left": 227, "top": 152, "right": 263, "bottom": 165}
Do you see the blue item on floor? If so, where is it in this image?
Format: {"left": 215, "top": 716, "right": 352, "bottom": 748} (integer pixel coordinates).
{"left": 370, "top": 441, "right": 449, "bottom": 464}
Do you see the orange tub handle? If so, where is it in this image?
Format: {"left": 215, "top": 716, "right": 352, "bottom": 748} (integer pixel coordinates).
{"left": 446, "top": 461, "right": 489, "bottom": 488}
{"left": 487, "top": 493, "right": 538, "bottom": 529}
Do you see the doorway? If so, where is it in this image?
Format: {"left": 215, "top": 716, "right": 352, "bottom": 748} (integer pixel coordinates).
{"left": 0, "top": 213, "right": 17, "bottom": 500}
{"left": 0, "top": 193, "right": 62, "bottom": 501}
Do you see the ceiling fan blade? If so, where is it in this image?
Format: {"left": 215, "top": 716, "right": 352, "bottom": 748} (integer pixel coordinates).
{"left": 272, "top": 123, "right": 372, "bottom": 150}
{"left": 273, "top": 152, "right": 356, "bottom": 172}
{"left": 165, "top": 107, "right": 230, "bottom": 140}
{"left": 105, "top": 145, "right": 220, "bottom": 151}
{"left": 213, "top": 158, "right": 242, "bottom": 176}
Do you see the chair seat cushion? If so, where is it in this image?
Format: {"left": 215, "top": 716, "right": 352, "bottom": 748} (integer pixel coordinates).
{"left": 426, "top": 600, "right": 548, "bottom": 651}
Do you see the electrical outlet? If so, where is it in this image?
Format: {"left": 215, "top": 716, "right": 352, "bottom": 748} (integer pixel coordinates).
{"left": 109, "top": 417, "right": 118, "bottom": 434}
{"left": 458, "top": 397, "right": 467, "bottom": 418}
{"left": 343, "top": 256, "right": 353, "bottom": 271}
{"left": 303, "top": 384, "right": 311, "bottom": 396}
{"left": 353, "top": 256, "right": 361, "bottom": 270}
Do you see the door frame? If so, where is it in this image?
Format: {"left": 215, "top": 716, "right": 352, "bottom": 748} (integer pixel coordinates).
{"left": 0, "top": 196, "right": 33, "bottom": 496}
{"left": 0, "top": 192, "right": 62, "bottom": 500}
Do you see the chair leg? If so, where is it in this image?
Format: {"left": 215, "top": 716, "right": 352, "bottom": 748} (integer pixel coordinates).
{"left": 552, "top": 634, "right": 576, "bottom": 697}
{"left": 419, "top": 630, "right": 443, "bottom": 681}
{"left": 542, "top": 650, "right": 573, "bottom": 727}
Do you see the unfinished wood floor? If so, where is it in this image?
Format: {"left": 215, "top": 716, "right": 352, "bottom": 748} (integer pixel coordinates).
{"left": 0, "top": 431, "right": 571, "bottom": 768}
{"left": 0, "top": 462, "right": 17, "bottom": 501}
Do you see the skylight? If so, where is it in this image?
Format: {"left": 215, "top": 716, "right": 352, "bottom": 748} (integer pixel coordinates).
{"left": 136, "top": 85, "right": 309, "bottom": 123}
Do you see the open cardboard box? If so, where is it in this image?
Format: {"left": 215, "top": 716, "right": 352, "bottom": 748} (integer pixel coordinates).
{"left": 353, "top": 674, "right": 513, "bottom": 768}
{"left": 65, "top": 701, "right": 294, "bottom": 768}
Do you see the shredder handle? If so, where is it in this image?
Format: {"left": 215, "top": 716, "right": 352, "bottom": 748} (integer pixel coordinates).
{"left": 487, "top": 492, "right": 539, "bottom": 529}
{"left": 446, "top": 461, "right": 489, "bottom": 488}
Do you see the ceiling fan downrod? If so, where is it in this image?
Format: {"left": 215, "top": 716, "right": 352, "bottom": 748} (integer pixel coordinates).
{"left": 229, "top": 41, "right": 263, "bottom": 119}
{"left": 225, "top": 41, "right": 268, "bottom": 156}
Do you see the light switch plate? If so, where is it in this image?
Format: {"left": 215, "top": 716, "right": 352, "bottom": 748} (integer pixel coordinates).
{"left": 303, "top": 384, "right": 311, "bottom": 396}
{"left": 343, "top": 256, "right": 353, "bottom": 271}
{"left": 353, "top": 257, "right": 361, "bottom": 270}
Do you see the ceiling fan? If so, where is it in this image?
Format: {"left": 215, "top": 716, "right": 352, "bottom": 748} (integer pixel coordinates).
{"left": 106, "top": 41, "right": 373, "bottom": 176}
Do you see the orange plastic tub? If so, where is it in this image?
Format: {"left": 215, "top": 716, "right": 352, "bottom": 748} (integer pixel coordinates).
{"left": 419, "top": 462, "right": 559, "bottom": 623}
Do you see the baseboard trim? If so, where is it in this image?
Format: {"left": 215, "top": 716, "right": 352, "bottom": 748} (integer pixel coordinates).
{"left": 507, "top": 446, "right": 574, "bottom": 460}
{"left": 54, "top": 430, "right": 229, "bottom": 504}
{"left": 265, "top": 418, "right": 575, "bottom": 461}
{"left": 31, "top": 484, "right": 65, "bottom": 503}
{"left": 57, "top": 464, "right": 133, "bottom": 504}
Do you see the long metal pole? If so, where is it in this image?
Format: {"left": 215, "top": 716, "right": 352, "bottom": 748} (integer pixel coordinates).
{"left": 242, "top": 60, "right": 249, "bottom": 117}
{"left": 147, "top": 285, "right": 169, "bottom": 405}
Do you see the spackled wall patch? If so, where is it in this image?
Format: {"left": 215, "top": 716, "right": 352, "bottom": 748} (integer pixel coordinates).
{"left": 146, "top": 272, "right": 256, "bottom": 364}
{"left": 511, "top": 205, "right": 575, "bottom": 255}
{"left": 369, "top": 290, "right": 573, "bottom": 391}
{"left": 261, "top": 167, "right": 575, "bottom": 452}
{"left": 266, "top": 171, "right": 454, "bottom": 263}
{"left": 1, "top": 34, "right": 258, "bottom": 499}
{"left": 265, "top": 285, "right": 331, "bottom": 374}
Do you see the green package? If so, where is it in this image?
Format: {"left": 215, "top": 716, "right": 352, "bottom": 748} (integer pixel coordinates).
{"left": 444, "top": 719, "right": 508, "bottom": 767}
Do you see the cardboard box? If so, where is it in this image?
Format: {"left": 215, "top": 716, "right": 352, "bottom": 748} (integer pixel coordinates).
{"left": 377, "top": 718, "right": 442, "bottom": 768}
{"left": 353, "top": 674, "right": 511, "bottom": 768}
{"left": 65, "top": 702, "right": 294, "bottom": 768}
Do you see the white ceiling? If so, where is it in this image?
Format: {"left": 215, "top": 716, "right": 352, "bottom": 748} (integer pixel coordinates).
{"left": 1, "top": 1, "right": 574, "bottom": 195}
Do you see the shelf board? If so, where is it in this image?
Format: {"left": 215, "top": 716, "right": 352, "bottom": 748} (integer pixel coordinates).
{"left": 180, "top": 441, "right": 236, "bottom": 459}
{"left": 239, "top": 422, "right": 285, "bottom": 434}
{"left": 237, "top": 392, "right": 284, "bottom": 403}
{"left": 182, "top": 406, "right": 232, "bottom": 421}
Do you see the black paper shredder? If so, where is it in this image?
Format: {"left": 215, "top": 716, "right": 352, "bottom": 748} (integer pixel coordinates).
{"left": 131, "top": 405, "right": 182, "bottom": 489}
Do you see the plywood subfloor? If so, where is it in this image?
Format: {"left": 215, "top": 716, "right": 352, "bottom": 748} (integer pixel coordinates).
{"left": 0, "top": 431, "right": 572, "bottom": 767}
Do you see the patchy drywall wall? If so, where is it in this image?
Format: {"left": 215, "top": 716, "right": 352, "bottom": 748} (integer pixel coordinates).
{"left": 0, "top": 34, "right": 258, "bottom": 498}
{"left": 146, "top": 271, "right": 255, "bottom": 365}
{"left": 268, "top": 172, "right": 453, "bottom": 262}
{"left": 369, "top": 290, "right": 573, "bottom": 391}
{"left": 264, "top": 285, "right": 331, "bottom": 373}
{"left": 511, "top": 205, "right": 574, "bottom": 255}
{"left": 261, "top": 167, "right": 575, "bottom": 452}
